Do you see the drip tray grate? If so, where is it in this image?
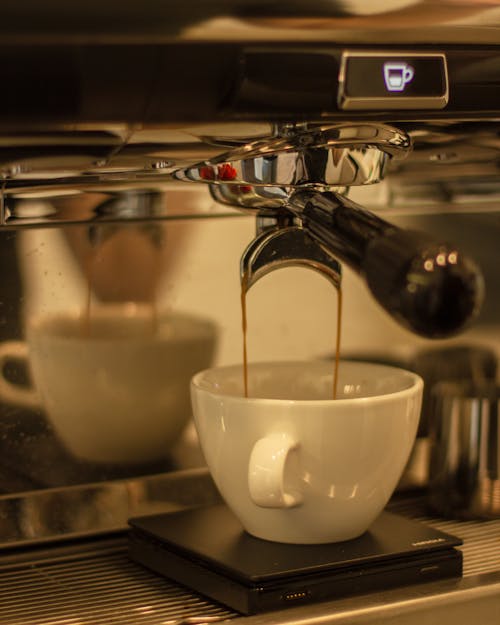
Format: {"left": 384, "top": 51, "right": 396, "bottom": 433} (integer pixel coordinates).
{"left": 0, "top": 496, "right": 499, "bottom": 625}
{"left": 0, "top": 545, "right": 238, "bottom": 625}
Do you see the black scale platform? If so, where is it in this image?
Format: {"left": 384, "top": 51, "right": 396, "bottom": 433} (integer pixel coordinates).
{"left": 128, "top": 504, "right": 462, "bottom": 615}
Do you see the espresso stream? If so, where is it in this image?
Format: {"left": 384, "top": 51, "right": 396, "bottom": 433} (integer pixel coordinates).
{"left": 241, "top": 272, "right": 342, "bottom": 399}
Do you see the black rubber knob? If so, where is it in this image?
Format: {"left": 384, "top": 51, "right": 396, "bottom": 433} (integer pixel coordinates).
{"left": 363, "top": 229, "right": 484, "bottom": 338}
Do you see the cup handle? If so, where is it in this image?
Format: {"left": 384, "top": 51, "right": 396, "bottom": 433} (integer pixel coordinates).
{"left": 0, "top": 341, "right": 40, "bottom": 409}
{"left": 248, "top": 432, "right": 303, "bottom": 508}
{"left": 404, "top": 66, "right": 415, "bottom": 83}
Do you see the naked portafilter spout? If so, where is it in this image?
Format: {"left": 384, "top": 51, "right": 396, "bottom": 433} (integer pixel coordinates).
{"left": 181, "top": 123, "right": 484, "bottom": 338}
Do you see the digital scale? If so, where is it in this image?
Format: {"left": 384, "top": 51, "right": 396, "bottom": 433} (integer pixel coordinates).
{"left": 128, "top": 504, "right": 463, "bottom": 615}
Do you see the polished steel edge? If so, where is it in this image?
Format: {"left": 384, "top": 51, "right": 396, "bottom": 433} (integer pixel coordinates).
{"left": 338, "top": 51, "right": 449, "bottom": 111}
{"left": 0, "top": 186, "right": 246, "bottom": 228}
{"left": 0, "top": 468, "right": 222, "bottom": 549}
{"left": 1, "top": 181, "right": 500, "bottom": 229}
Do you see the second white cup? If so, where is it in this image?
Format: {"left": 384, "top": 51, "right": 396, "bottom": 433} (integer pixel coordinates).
{"left": 0, "top": 306, "right": 217, "bottom": 464}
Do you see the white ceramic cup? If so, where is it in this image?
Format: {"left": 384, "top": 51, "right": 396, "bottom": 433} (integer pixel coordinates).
{"left": 0, "top": 307, "right": 216, "bottom": 464}
{"left": 191, "top": 360, "right": 423, "bottom": 544}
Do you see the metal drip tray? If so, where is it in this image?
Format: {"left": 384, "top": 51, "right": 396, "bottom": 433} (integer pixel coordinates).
{"left": 0, "top": 486, "right": 498, "bottom": 625}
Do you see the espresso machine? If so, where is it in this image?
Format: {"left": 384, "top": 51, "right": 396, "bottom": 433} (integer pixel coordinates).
{"left": 0, "top": 2, "right": 499, "bottom": 624}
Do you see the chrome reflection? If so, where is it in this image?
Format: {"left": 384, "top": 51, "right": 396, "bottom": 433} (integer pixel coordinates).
{"left": 241, "top": 225, "right": 342, "bottom": 292}
{"left": 178, "top": 124, "right": 411, "bottom": 188}
{"left": 0, "top": 121, "right": 499, "bottom": 226}
{"left": 0, "top": 469, "right": 221, "bottom": 548}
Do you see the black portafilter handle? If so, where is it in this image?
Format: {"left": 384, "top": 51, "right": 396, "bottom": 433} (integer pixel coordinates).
{"left": 290, "top": 190, "right": 484, "bottom": 339}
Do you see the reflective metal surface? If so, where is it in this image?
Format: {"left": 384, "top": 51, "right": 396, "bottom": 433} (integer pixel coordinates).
{"left": 0, "top": 483, "right": 498, "bottom": 625}
{"left": 179, "top": 124, "right": 410, "bottom": 188}
{"left": 428, "top": 381, "right": 500, "bottom": 519}
{"left": 0, "top": 121, "right": 498, "bottom": 223}
{"left": 241, "top": 225, "right": 342, "bottom": 292}
{"left": 2, "top": 186, "right": 237, "bottom": 227}
{"left": 0, "top": 468, "right": 220, "bottom": 548}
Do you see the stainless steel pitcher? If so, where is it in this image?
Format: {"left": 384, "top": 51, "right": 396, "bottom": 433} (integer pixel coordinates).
{"left": 428, "top": 380, "right": 500, "bottom": 519}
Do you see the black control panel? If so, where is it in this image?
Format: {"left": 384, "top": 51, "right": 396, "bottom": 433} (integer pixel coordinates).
{"left": 231, "top": 46, "right": 500, "bottom": 119}
{"left": 338, "top": 52, "right": 448, "bottom": 110}
{"left": 1, "top": 43, "right": 499, "bottom": 124}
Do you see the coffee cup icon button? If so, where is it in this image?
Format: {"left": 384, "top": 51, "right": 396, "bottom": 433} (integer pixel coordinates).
{"left": 383, "top": 62, "right": 415, "bottom": 92}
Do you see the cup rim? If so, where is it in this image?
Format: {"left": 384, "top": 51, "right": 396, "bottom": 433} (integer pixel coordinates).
{"left": 191, "top": 359, "right": 423, "bottom": 405}
{"left": 25, "top": 310, "right": 217, "bottom": 342}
